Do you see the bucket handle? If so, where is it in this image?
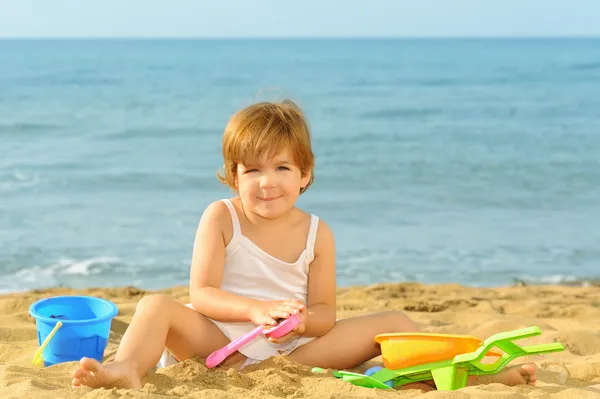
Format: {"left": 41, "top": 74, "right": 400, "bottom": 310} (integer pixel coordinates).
{"left": 32, "top": 321, "right": 62, "bottom": 367}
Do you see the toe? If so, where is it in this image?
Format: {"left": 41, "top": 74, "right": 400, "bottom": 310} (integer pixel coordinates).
{"left": 80, "top": 357, "right": 102, "bottom": 373}
{"left": 521, "top": 363, "right": 537, "bottom": 386}
{"left": 522, "top": 364, "right": 537, "bottom": 376}
{"left": 73, "top": 368, "right": 90, "bottom": 379}
{"left": 72, "top": 377, "right": 81, "bottom": 388}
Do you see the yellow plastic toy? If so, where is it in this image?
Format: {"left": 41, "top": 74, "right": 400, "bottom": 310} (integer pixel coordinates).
{"left": 32, "top": 321, "right": 62, "bottom": 367}
{"left": 375, "top": 332, "right": 503, "bottom": 370}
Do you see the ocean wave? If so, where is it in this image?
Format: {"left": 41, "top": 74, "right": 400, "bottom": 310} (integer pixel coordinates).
{"left": 1, "top": 165, "right": 219, "bottom": 193}
{"left": 403, "top": 78, "right": 464, "bottom": 87}
{"left": 101, "top": 126, "right": 215, "bottom": 140}
{"left": 361, "top": 107, "right": 442, "bottom": 120}
{"left": 0, "top": 169, "right": 40, "bottom": 192}
{"left": 333, "top": 244, "right": 600, "bottom": 287}
{"left": 345, "top": 77, "right": 466, "bottom": 88}
{"left": 0, "top": 256, "right": 127, "bottom": 292}
{"left": 513, "top": 274, "right": 586, "bottom": 286}
{"left": 0, "top": 122, "right": 64, "bottom": 135}
{"left": 60, "top": 170, "right": 214, "bottom": 191}
{"left": 325, "top": 89, "right": 392, "bottom": 98}
{"left": 569, "top": 62, "right": 600, "bottom": 71}
{"left": 0, "top": 256, "right": 191, "bottom": 293}
{"left": 1, "top": 248, "right": 598, "bottom": 293}
{"left": 19, "top": 74, "right": 121, "bottom": 87}
{"left": 15, "top": 256, "right": 122, "bottom": 280}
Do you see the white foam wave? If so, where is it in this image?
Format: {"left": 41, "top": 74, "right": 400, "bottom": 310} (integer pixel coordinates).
{"left": 0, "top": 255, "right": 185, "bottom": 294}
{"left": 0, "top": 169, "right": 40, "bottom": 192}
{"left": 516, "top": 274, "right": 579, "bottom": 285}
{"left": 13, "top": 256, "right": 122, "bottom": 284}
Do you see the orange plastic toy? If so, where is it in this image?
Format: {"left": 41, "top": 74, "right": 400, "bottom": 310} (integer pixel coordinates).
{"left": 375, "top": 333, "right": 502, "bottom": 370}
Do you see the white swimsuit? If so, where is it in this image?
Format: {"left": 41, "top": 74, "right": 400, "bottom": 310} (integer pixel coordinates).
{"left": 158, "top": 199, "right": 318, "bottom": 368}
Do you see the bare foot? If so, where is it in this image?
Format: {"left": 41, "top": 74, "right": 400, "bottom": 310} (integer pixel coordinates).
{"left": 71, "top": 357, "right": 142, "bottom": 389}
{"left": 473, "top": 363, "right": 537, "bottom": 387}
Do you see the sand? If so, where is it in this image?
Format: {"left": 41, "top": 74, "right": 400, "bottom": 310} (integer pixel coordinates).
{"left": 1, "top": 283, "right": 600, "bottom": 398}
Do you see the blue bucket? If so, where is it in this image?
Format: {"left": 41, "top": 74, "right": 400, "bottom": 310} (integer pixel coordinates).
{"left": 29, "top": 295, "right": 118, "bottom": 367}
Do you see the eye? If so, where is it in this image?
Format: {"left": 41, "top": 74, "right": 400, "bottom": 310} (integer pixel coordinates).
{"left": 244, "top": 169, "right": 258, "bottom": 174}
{"left": 277, "top": 166, "right": 290, "bottom": 171}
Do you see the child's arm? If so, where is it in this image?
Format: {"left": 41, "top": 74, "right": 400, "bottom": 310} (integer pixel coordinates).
{"left": 188, "top": 201, "right": 302, "bottom": 325}
{"left": 188, "top": 201, "right": 258, "bottom": 321}
{"left": 302, "top": 220, "right": 337, "bottom": 337}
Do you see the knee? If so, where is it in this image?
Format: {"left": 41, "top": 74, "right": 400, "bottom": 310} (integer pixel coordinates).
{"left": 380, "top": 310, "right": 420, "bottom": 333}
{"left": 135, "top": 294, "right": 173, "bottom": 314}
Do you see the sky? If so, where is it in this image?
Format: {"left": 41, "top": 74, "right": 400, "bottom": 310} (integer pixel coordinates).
{"left": 1, "top": 0, "right": 599, "bottom": 38}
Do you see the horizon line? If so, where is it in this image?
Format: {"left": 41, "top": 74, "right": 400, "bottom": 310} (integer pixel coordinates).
{"left": 1, "top": 34, "right": 600, "bottom": 40}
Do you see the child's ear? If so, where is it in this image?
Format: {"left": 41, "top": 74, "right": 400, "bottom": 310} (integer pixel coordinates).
{"left": 300, "top": 168, "right": 312, "bottom": 188}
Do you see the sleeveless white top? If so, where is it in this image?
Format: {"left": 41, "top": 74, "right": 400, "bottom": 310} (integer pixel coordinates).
{"left": 209, "top": 199, "right": 319, "bottom": 360}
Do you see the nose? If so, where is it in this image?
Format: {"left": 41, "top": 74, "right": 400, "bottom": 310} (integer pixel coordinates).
{"left": 259, "top": 170, "right": 276, "bottom": 188}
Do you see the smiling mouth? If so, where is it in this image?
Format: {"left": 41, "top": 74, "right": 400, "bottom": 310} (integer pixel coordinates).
{"left": 259, "top": 196, "right": 281, "bottom": 201}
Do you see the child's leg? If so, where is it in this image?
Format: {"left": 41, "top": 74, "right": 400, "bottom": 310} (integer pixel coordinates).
{"left": 71, "top": 294, "right": 245, "bottom": 389}
{"left": 288, "top": 310, "right": 419, "bottom": 369}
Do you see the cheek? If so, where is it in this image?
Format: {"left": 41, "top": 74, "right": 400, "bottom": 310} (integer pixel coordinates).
{"left": 283, "top": 179, "right": 302, "bottom": 194}
{"left": 238, "top": 177, "right": 256, "bottom": 193}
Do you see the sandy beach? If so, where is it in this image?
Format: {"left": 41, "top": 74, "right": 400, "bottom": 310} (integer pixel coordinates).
{"left": 2, "top": 282, "right": 600, "bottom": 398}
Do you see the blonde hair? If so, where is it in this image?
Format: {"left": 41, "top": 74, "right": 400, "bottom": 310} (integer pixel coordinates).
{"left": 217, "top": 100, "right": 315, "bottom": 194}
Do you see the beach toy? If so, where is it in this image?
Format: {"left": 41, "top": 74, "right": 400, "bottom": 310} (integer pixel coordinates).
{"left": 364, "top": 366, "right": 393, "bottom": 387}
{"left": 375, "top": 332, "right": 503, "bottom": 370}
{"left": 29, "top": 295, "right": 118, "bottom": 367}
{"left": 334, "top": 326, "right": 565, "bottom": 391}
{"left": 32, "top": 321, "right": 63, "bottom": 367}
{"left": 206, "top": 314, "right": 300, "bottom": 368}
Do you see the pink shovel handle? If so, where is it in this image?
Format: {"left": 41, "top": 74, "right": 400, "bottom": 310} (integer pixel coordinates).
{"left": 205, "top": 315, "right": 300, "bottom": 368}
{"left": 206, "top": 324, "right": 264, "bottom": 368}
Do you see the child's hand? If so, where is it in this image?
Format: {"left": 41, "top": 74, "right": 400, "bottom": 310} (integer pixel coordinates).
{"left": 267, "top": 307, "right": 307, "bottom": 344}
{"left": 248, "top": 299, "right": 305, "bottom": 327}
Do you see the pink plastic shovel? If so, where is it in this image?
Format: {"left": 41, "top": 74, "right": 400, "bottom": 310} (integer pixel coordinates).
{"left": 206, "top": 314, "right": 300, "bottom": 368}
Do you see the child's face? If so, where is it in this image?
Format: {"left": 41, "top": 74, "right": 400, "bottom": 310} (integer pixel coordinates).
{"left": 235, "top": 147, "right": 310, "bottom": 219}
